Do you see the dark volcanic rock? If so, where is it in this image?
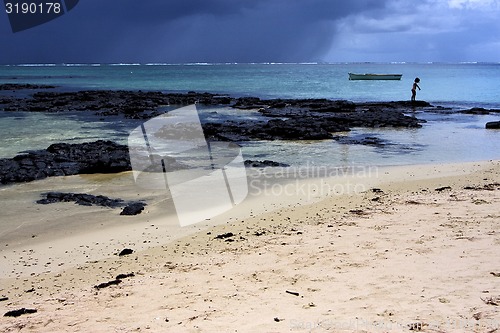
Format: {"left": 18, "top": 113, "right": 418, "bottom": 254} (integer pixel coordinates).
{"left": 0, "top": 83, "right": 55, "bottom": 90}
{"left": 485, "top": 121, "right": 500, "bottom": 129}
{"left": 1, "top": 88, "right": 427, "bottom": 131}
{"left": 463, "top": 108, "right": 500, "bottom": 115}
{"left": 333, "top": 135, "right": 387, "bottom": 146}
{"left": 0, "top": 140, "right": 131, "bottom": 185}
{"left": 46, "top": 140, "right": 131, "bottom": 174}
{"left": 120, "top": 202, "right": 146, "bottom": 216}
{"left": 37, "top": 192, "right": 147, "bottom": 215}
{"left": 204, "top": 102, "right": 422, "bottom": 142}
{"left": 463, "top": 107, "right": 490, "bottom": 115}
{"left": 263, "top": 118, "right": 334, "bottom": 140}
{"left": 214, "top": 232, "right": 234, "bottom": 240}
{"left": 1, "top": 94, "right": 427, "bottom": 185}
{"left": 4, "top": 308, "right": 37, "bottom": 317}
{"left": 435, "top": 186, "right": 452, "bottom": 192}
{"left": 202, "top": 118, "right": 339, "bottom": 141}
{"left": 324, "top": 110, "right": 422, "bottom": 129}
{"left": 1, "top": 89, "right": 227, "bottom": 118}
{"left": 95, "top": 273, "right": 134, "bottom": 290}
{"left": 118, "top": 248, "right": 134, "bottom": 256}
{"left": 1, "top": 88, "right": 436, "bottom": 166}
{"left": 2, "top": 87, "right": 429, "bottom": 142}
{"left": 94, "top": 279, "right": 121, "bottom": 290}
{"left": 254, "top": 100, "right": 424, "bottom": 134}
{"left": 244, "top": 160, "right": 290, "bottom": 168}
{"left": 37, "top": 192, "right": 124, "bottom": 208}
{"left": 363, "top": 100, "right": 431, "bottom": 108}
{"left": 116, "top": 272, "right": 135, "bottom": 280}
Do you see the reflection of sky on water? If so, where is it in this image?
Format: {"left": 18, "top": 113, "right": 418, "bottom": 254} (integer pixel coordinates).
{"left": 238, "top": 111, "right": 500, "bottom": 167}
{"left": 0, "top": 110, "right": 143, "bottom": 158}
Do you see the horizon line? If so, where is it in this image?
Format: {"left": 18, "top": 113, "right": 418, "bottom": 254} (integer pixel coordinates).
{"left": 1, "top": 61, "right": 500, "bottom": 67}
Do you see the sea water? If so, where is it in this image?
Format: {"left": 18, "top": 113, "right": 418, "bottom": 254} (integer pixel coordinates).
{"left": 2, "top": 62, "right": 500, "bottom": 105}
{"left": 0, "top": 63, "right": 499, "bottom": 166}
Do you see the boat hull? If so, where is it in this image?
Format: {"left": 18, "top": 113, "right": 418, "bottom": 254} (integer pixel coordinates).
{"left": 348, "top": 73, "right": 402, "bottom": 80}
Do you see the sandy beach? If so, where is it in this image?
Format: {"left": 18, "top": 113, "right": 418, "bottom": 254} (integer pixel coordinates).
{"left": 0, "top": 160, "right": 499, "bottom": 332}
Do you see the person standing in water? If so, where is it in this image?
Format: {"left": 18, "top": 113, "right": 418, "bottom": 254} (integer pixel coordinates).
{"left": 411, "top": 77, "right": 421, "bottom": 102}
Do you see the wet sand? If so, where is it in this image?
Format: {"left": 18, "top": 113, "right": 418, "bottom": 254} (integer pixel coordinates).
{"left": 0, "top": 160, "right": 499, "bottom": 332}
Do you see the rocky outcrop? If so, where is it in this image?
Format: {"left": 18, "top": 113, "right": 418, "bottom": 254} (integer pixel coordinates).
{"left": 0, "top": 83, "right": 56, "bottom": 90}
{"left": 462, "top": 108, "right": 500, "bottom": 115}
{"left": 37, "top": 192, "right": 146, "bottom": 215}
{"left": 485, "top": 121, "right": 500, "bottom": 129}
{"left": 0, "top": 140, "right": 131, "bottom": 185}
{"left": 202, "top": 100, "right": 423, "bottom": 142}
{"left": 120, "top": 202, "right": 146, "bottom": 215}
{"left": 1, "top": 88, "right": 427, "bottom": 129}
{"left": 37, "top": 192, "right": 126, "bottom": 207}
{"left": 202, "top": 119, "right": 337, "bottom": 141}
{"left": 4, "top": 308, "right": 37, "bottom": 317}
{"left": 244, "top": 160, "right": 290, "bottom": 168}
{"left": 333, "top": 135, "right": 387, "bottom": 146}
{"left": 0, "top": 90, "right": 432, "bottom": 186}
{"left": 1, "top": 90, "right": 228, "bottom": 119}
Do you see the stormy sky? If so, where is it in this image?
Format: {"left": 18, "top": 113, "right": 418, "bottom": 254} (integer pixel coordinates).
{"left": 0, "top": 0, "right": 499, "bottom": 64}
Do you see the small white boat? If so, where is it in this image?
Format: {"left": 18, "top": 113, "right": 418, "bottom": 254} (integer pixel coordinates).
{"left": 348, "top": 73, "right": 402, "bottom": 80}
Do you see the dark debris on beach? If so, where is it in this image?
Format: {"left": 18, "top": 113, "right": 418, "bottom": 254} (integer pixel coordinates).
{"left": 94, "top": 272, "right": 136, "bottom": 290}
{"left": 3, "top": 308, "right": 37, "bottom": 318}
{"left": 36, "top": 192, "right": 147, "bottom": 215}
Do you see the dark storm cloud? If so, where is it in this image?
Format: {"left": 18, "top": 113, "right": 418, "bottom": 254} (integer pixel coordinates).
{"left": 327, "top": 0, "right": 500, "bottom": 62}
{"left": 0, "top": 0, "right": 387, "bottom": 64}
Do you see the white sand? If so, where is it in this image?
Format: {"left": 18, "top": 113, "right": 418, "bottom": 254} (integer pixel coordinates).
{"left": 0, "top": 160, "right": 499, "bottom": 332}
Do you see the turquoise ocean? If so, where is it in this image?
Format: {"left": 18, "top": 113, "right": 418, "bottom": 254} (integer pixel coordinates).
{"left": 0, "top": 63, "right": 499, "bottom": 166}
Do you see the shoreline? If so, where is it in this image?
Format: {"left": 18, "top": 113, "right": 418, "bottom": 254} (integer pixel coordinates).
{"left": 1, "top": 160, "right": 499, "bottom": 332}
{"left": 0, "top": 83, "right": 499, "bottom": 331}
{"left": 0, "top": 160, "right": 492, "bottom": 265}
{"left": 1, "top": 85, "right": 498, "bottom": 187}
